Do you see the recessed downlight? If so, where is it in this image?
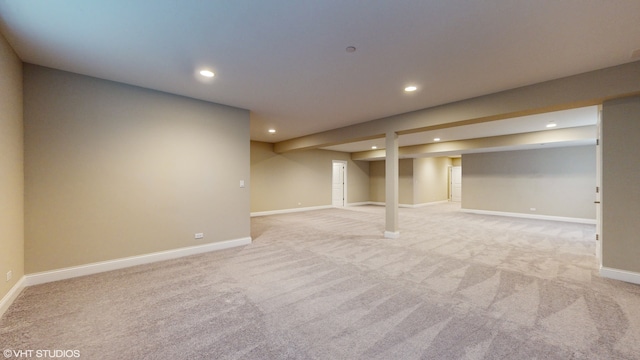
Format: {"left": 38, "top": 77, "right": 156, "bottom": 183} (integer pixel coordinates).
{"left": 546, "top": 122, "right": 557, "bottom": 128}
{"left": 199, "top": 70, "right": 215, "bottom": 78}
{"left": 433, "top": 138, "right": 441, "bottom": 142}
{"left": 346, "top": 46, "right": 356, "bottom": 53}
{"left": 404, "top": 86, "right": 417, "bottom": 92}
{"left": 268, "top": 129, "right": 276, "bottom": 134}
{"left": 371, "top": 146, "right": 378, "bottom": 150}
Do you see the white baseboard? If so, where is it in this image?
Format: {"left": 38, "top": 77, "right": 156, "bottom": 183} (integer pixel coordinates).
{"left": 24, "top": 237, "right": 252, "bottom": 287}
{"left": 600, "top": 267, "right": 640, "bottom": 285}
{"left": 0, "top": 276, "right": 26, "bottom": 319}
{"left": 405, "top": 200, "right": 450, "bottom": 208}
{"left": 251, "top": 205, "right": 333, "bottom": 217}
{"left": 346, "top": 202, "right": 371, "bottom": 207}
{"left": 460, "top": 209, "right": 596, "bottom": 224}
{"left": 362, "top": 200, "right": 450, "bottom": 208}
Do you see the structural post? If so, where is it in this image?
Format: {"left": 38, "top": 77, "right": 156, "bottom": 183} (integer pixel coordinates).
{"left": 384, "top": 131, "right": 400, "bottom": 238}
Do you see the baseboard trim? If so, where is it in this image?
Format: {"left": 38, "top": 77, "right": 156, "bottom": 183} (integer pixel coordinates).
{"left": 0, "top": 276, "right": 26, "bottom": 319}
{"left": 600, "top": 267, "right": 640, "bottom": 285}
{"left": 251, "top": 205, "right": 333, "bottom": 217}
{"left": 363, "top": 200, "right": 450, "bottom": 208}
{"left": 460, "top": 209, "right": 596, "bottom": 224}
{"left": 346, "top": 202, "right": 370, "bottom": 207}
{"left": 24, "top": 237, "right": 252, "bottom": 287}
{"left": 405, "top": 200, "right": 450, "bottom": 208}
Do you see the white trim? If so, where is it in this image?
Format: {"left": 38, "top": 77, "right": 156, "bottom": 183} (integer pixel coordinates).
{"left": 251, "top": 205, "right": 333, "bottom": 217}
{"left": 384, "top": 231, "right": 400, "bottom": 239}
{"left": 332, "top": 160, "right": 348, "bottom": 208}
{"left": 404, "top": 200, "right": 450, "bottom": 208}
{"left": 460, "top": 209, "right": 596, "bottom": 224}
{"left": 358, "top": 201, "right": 450, "bottom": 209}
{"left": 0, "top": 276, "right": 26, "bottom": 318}
{"left": 600, "top": 267, "right": 640, "bottom": 285}
{"left": 24, "top": 237, "right": 251, "bottom": 286}
{"left": 346, "top": 202, "right": 371, "bottom": 207}
{"left": 368, "top": 201, "right": 386, "bottom": 206}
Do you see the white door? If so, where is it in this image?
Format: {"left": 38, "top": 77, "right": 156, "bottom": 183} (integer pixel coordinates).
{"left": 596, "top": 106, "right": 602, "bottom": 263}
{"left": 332, "top": 162, "right": 346, "bottom": 207}
{"left": 451, "top": 166, "right": 462, "bottom": 202}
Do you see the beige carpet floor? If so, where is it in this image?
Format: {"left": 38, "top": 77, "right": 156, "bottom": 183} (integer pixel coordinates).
{"left": 2, "top": 203, "right": 640, "bottom": 359}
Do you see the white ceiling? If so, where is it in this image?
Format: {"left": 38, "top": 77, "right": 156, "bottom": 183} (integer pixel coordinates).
{"left": 1, "top": 1, "right": 639, "bottom": 144}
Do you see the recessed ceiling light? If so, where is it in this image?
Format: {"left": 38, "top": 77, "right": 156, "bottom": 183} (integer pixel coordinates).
{"left": 199, "top": 70, "right": 215, "bottom": 78}
{"left": 371, "top": 146, "right": 377, "bottom": 149}
{"left": 546, "top": 122, "right": 557, "bottom": 128}
{"left": 434, "top": 138, "right": 441, "bottom": 142}
{"left": 404, "top": 86, "right": 417, "bottom": 92}
{"left": 268, "top": 129, "right": 276, "bottom": 133}
{"left": 346, "top": 46, "right": 356, "bottom": 53}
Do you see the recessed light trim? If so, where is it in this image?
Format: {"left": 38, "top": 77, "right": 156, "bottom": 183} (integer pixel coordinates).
{"left": 546, "top": 123, "right": 557, "bottom": 128}
{"left": 268, "top": 129, "right": 276, "bottom": 134}
{"left": 433, "top": 138, "right": 441, "bottom": 142}
{"left": 371, "top": 146, "right": 377, "bottom": 150}
{"left": 199, "top": 70, "right": 215, "bottom": 78}
{"left": 404, "top": 86, "right": 417, "bottom": 92}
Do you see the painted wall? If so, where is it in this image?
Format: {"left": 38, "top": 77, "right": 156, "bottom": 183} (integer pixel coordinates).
{"left": 24, "top": 65, "right": 250, "bottom": 274}
{"left": 369, "top": 159, "right": 413, "bottom": 204}
{"left": 0, "top": 33, "right": 24, "bottom": 301}
{"left": 414, "top": 157, "right": 451, "bottom": 204}
{"left": 462, "top": 146, "right": 596, "bottom": 219}
{"left": 602, "top": 96, "right": 640, "bottom": 273}
{"left": 369, "top": 158, "right": 449, "bottom": 205}
{"left": 250, "top": 141, "right": 369, "bottom": 213}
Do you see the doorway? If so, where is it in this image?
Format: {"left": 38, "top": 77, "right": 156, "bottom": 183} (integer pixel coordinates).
{"left": 332, "top": 161, "right": 347, "bottom": 207}
{"left": 450, "top": 166, "right": 462, "bottom": 202}
{"left": 595, "top": 106, "right": 602, "bottom": 264}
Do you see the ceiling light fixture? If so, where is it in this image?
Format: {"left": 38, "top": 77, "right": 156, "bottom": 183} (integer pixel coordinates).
{"left": 546, "top": 122, "right": 557, "bottom": 128}
{"left": 434, "top": 138, "right": 441, "bottom": 142}
{"left": 404, "top": 86, "right": 417, "bottom": 92}
{"left": 268, "top": 129, "right": 276, "bottom": 134}
{"left": 346, "top": 46, "right": 356, "bottom": 53}
{"left": 199, "top": 70, "right": 215, "bottom": 78}
{"left": 371, "top": 146, "right": 377, "bottom": 149}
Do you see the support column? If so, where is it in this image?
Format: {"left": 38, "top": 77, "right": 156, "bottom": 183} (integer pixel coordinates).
{"left": 385, "top": 131, "right": 399, "bottom": 238}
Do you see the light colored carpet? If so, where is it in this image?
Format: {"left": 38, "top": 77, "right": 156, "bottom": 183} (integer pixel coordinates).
{"left": 2, "top": 203, "right": 640, "bottom": 359}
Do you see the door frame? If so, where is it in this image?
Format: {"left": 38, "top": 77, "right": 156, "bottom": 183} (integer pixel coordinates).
{"left": 596, "top": 105, "right": 603, "bottom": 265}
{"left": 332, "top": 160, "right": 347, "bottom": 207}
{"left": 449, "top": 165, "right": 462, "bottom": 202}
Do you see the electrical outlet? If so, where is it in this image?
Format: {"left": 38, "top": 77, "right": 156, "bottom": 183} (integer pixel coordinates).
{"left": 195, "top": 233, "right": 204, "bottom": 239}
{"left": 6, "top": 271, "right": 12, "bottom": 282}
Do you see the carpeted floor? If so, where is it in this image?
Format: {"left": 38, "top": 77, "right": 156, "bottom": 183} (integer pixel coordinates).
{"left": 2, "top": 203, "right": 640, "bottom": 359}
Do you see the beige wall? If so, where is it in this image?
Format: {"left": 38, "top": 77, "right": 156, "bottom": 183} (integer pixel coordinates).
{"left": 24, "top": 65, "right": 250, "bottom": 273}
{"left": 462, "top": 146, "right": 596, "bottom": 219}
{"left": 250, "top": 141, "right": 369, "bottom": 212}
{"left": 414, "top": 157, "right": 451, "bottom": 204}
{"left": 368, "top": 160, "right": 385, "bottom": 203}
{"left": 602, "top": 96, "right": 640, "bottom": 273}
{"left": 369, "top": 159, "right": 414, "bottom": 204}
{"left": 0, "top": 34, "right": 24, "bottom": 300}
{"left": 369, "top": 158, "right": 449, "bottom": 205}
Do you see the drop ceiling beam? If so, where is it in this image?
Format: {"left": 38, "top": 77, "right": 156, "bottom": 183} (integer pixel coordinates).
{"left": 351, "top": 126, "right": 597, "bottom": 160}
{"left": 274, "top": 61, "right": 640, "bottom": 153}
